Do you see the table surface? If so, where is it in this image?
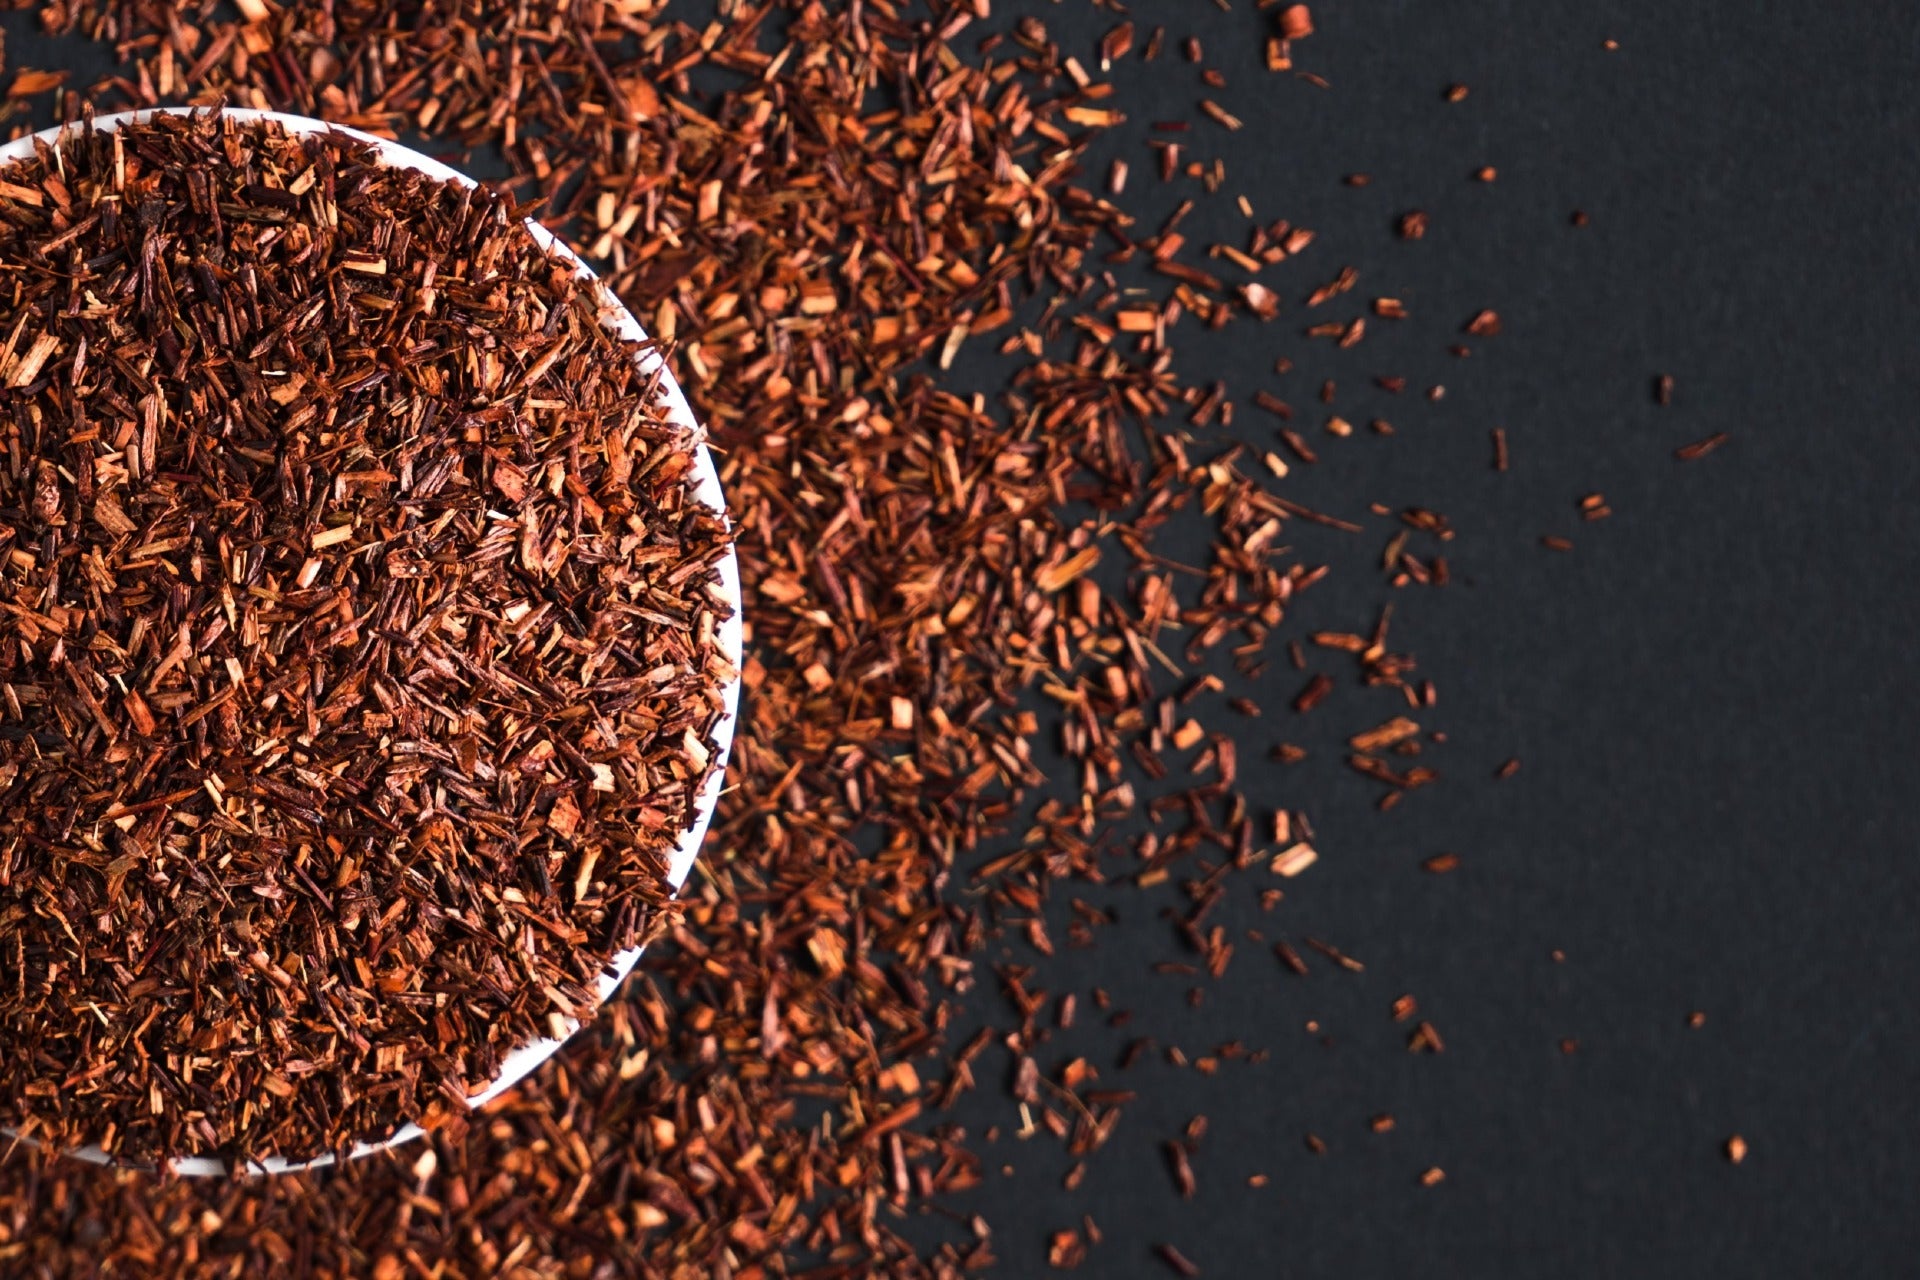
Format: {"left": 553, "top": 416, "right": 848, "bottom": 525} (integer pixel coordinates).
{"left": 928, "top": 1, "right": 1920, "bottom": 1274}
{"left": 7, "top": 0, "right": 1917, "bottom": 1274}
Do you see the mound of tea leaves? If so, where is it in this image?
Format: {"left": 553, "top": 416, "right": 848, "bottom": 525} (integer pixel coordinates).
{"left": 0, "top": 112, "right": 734, "bottom": 1164}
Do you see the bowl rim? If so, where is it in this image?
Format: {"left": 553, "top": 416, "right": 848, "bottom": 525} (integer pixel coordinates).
{"left": 0, "top": 107, "right": 743, "bottom": 1177}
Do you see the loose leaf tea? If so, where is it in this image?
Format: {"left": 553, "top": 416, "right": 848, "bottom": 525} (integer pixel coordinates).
{"left": 0, "top": 4, "right": 1384, "bottom": 1270}
{"left": 0, "top": 112, "right": 733, "bottom": 1164}
{"left": 0, "top": 0, "right": 1663, "bottom": 1273}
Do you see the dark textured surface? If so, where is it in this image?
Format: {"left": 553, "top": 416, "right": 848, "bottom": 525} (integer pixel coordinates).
{"left": 6, "top": 0, "right": 1917, "bottom": 1274}
{"left": 932, "top": 1, "right": 1920, "bottom": 1275}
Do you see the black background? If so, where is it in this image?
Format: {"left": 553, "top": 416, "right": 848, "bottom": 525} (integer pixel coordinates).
{"left": 9, "top": 0, "right": 1920, "bottom": 1275}
{"left": 929, "top": 1, "right": 1920, "bottom": 1276}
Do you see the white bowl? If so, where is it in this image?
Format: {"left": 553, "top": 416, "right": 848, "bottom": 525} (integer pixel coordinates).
{"left": 0, "top": 108, "right": 742, "bottom": 1177}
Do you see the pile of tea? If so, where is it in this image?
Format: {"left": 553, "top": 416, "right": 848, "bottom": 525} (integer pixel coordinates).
{"left": 0, "top": 112, "right": 734, "bottom": 1164}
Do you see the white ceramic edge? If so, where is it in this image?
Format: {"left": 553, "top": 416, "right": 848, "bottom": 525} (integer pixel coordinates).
{"left": 0, "top": 109, "right": 743, "bottom": 1177}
